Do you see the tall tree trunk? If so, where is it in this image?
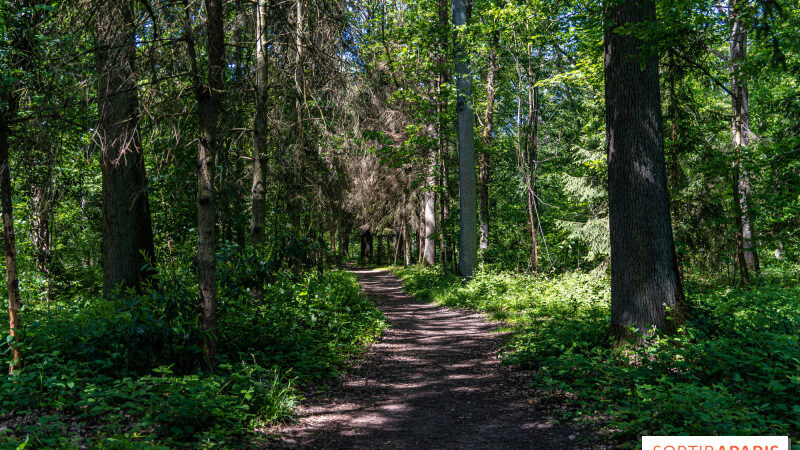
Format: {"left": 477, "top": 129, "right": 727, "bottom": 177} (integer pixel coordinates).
{"left": 185, "top": 0, "right": 225, "bottom": 366}
{"left": 251, "top": 0, "right": 269, "bottom": 248}
{"left": 30, "top": 181, "right": 54, "bottom": 303}
{"left": 667, "top": 52, "right": 685, "bottom": 284}
{"left": 436, "top": 0, "right": 449, "bottom": 265}
{"left": 403, "top": 220, "right": 411, "bottom": 266}
{"left": 376, "top": 232, "right": 384, "bottom": 265}
{"left": 393, "top": 231, "right": 400, "bottom": 265}
{"left": 339, "top": 224, "right": 350, "bottom": 257}
{"left": 604, "top": 0, "right": 684, "bottom": 343}
{"left": 453, "top": 0, "right": 477, "bottom": 278}
{"left": 730, "top": 0, "right": 760, "bottom": 276}
{"left": 365, "top": 230, "right": 373, "bottom": 261}
{"left": 480, "top": 32, "right": 498, "bottom": 251}
{"left": 524, "top": 55, "right": 539, "bottom": 272}
{"left": 97, "top": 0, "right": 156, "bottom": 295}
{"left": 1, "top": 101, "right": 22, "bottom": 373}
{"left": 423, "top": 167, "right": 436, "bottom": 265}
{"left": 732, "top": 172, "right": 750, "bottom": 284}
{"left": 250, "top": 0, "right": 269, "bottom": 303}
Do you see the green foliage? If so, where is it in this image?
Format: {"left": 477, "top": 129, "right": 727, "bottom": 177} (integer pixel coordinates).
{"left": 394, "top": 263, "right": 800, "bottom": 443}
{"left": 1, "top": 250, "right": 386, "bottom": 447}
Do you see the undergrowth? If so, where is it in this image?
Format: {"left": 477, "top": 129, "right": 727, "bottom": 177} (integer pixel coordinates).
{"left": 1, "top": 244, "right": 386, "bottom": 448}
{"left": 393, "top": 263, "right": 800, "bottom": 447}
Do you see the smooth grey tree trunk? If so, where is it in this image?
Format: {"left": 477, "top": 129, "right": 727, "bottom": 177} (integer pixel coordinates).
{"left": 604, "top": 0, "right": 684, "bottom": 343}
{"left": 423, "top": 167, "right": 436, "bottom": 265}
{"left": 730, "top": 0, "right": 760, "bottom": 279}
{"left": 453, "top": 0, "right": 477, "bottom": 278}
{"left": 97, "top": 0, "right": 156, "bottom": 295}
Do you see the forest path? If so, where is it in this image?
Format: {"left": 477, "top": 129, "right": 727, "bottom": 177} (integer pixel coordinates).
{"left": 273, "top": 268, "right": 590, "bottom": 449}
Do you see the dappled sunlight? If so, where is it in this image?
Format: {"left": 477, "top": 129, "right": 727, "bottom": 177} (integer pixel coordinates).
{"left": 275, "top": 268, "right": 582, "bottom": 448}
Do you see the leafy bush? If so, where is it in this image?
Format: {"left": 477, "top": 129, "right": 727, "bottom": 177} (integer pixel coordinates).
{"left": 1, "top": 246, "right": 386, "bottom": 447}
{"left": 394, "top": 264, "right": 800, "bottom": 446}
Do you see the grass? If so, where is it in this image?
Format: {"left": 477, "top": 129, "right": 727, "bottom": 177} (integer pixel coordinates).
{"left": 393, "top": 262, "right": 800, "bottom": 447}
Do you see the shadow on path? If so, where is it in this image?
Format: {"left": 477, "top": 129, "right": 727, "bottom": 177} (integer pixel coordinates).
{"left": 273, "top": 268, "right": 593, "bottom": 449}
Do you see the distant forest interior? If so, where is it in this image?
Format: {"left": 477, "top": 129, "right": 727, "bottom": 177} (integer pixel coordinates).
{"left": 1, "top": 0, "right": 799, "bottom": 447}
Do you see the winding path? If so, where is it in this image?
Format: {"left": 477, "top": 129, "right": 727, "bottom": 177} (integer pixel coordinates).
{"left": 274, "top": 268, "right": 591, "bottom": 449}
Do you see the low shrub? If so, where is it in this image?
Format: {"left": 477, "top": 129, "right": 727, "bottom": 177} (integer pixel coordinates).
{"left": 394, "top": 264, "right": 800, "bottom": 446}
{"left": 1, "top": 245, "right": 386, "bottom": 447}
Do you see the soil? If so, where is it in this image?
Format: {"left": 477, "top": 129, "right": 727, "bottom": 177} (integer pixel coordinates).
{"left": 270, "top": 268, "right": 598, "bottom": 449}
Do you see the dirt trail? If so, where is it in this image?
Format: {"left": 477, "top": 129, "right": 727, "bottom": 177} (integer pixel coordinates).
{"left": 274, "top": 268, "right": 592, "bottom": 449}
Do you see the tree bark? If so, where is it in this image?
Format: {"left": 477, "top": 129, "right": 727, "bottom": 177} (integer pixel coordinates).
{"left": 480, "top": 32, "right": 498, "bottom": 251}
{"left": 96, "top": 0, "right": 156, "bottom": 295}
{"left": 453, "top": 0, "right": 477, "bottom": 278}
{"left": 376, "top": 233, "right": 384, "bottom": 265}
{"left": 339, "top": 224, "right": 350, "bottom": 257}
{"left": 251, "top": 0, "right": 269, "bottom": 249}
{"left": 0, "top": 99, "right": 22, "bottom": 373}
{"left": 730, "top": 0, "right": 760, "bottom": 276}
{"left": 403, "top": 220, "right": 411, "bottom": 266}
{"left": 524, "top": 55, "right": 539, "bottom": 272}
{"left": 604, "top": 0, "right": 684, "bottom": 343}
{"left": 30, "top": 179, "right": 54, "bottom": 303}
{"left": 423, "top": 167, "right": 436, "bottom": 265}
{"left": 185, "top": 0, "right": 225, "bottom": 366}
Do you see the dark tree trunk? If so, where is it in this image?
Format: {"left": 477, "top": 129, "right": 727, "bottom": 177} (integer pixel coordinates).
{"left": 454, "top": 0, "right": 477, "bottom": 278}
{"left": 96, "top": 0, "right": 156, "bottom": 295}
{"left": 376, "top": 233, "right": 384, "bottom": 265}
{"left": 184, "top": 0, "right": 225, "bottom": 366}
{"left": 604, "top": 0, "right": 684, "bottom": 343}
{"left": 339, "top": 225, "right": 350, "bottom": 257}
{"left": 365, "top": 230, "right": 373, "bottom": 261}
{"left": 1, "top": 101, "right": 22, "bottom": 373}
{"left": 250, "top": 0, "right": 269, "bottom": 249}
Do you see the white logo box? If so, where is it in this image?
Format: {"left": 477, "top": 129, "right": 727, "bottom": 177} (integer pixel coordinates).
{"left": 642, "top": 436, "right": 790, "bottom": 450}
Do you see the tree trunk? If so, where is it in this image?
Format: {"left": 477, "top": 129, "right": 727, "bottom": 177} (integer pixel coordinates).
{"left": 453, "top": 0, "right": 477, "bottom": 278}
{"left": 360, "top": 231, "right": 366, "bottom": 262}
{"left": 97, "top": 0, "right": 156, "bottom": 295}
{"left": 365, "top": 230, "right": 373, "bottom": 261}
{"left": 437, "top": 0, "right": 449, "bottom": 265}
{"left": 732, "top": 172, "right": 750, "bottom": 284}
{"left": 403, "top": 220, "right": 411, "bottom": 266}
{"left": 30, "top": 182, "right": 54, "bottom": 303}
{"left": 1, "top": 102, "right": 22, "bottom": 373}
{"left": 185, "top": 0, "right": 225, "bottom": 366}
{"left": 730, "top": 0, "right": 760, "bottom": 275}
{"left": 524, "top": 56, "right": 539, "bottom": 272}
{"left": 393, "top": 231, "right": 400, "bottom": 265}
{"left": 376, "top": 233, "right": 384, "bottom": 265}
{"left": 423, "top": 167, "right": 436, "bottom": 265}
{"left": 251, "top": 0, "right": 269, "bottom": 249}
{"left": 604, "top": 0, "right": 684, "bottom": 343}
{"left": 249, "top": 0, "right": 269, "bottom": 303}
{"left": 480, "top": 32, "right": 498, "bottom": 251}
{"left": 339, "top": 225, "right": 350, "bottom": 257}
